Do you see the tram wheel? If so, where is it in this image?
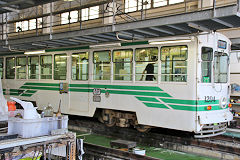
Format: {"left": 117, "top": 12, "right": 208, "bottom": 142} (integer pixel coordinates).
{"left": 135, "top": 125, "right": 151, "bottom": 133}
{"left": 105, "top": 117, "right": 116, "bottom": 127}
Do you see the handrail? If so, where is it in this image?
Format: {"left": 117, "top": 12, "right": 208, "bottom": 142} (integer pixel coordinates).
{"left": 0, "top": 0, "right": 238, "bottom": 41}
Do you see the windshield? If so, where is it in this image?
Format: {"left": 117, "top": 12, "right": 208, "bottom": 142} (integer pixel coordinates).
{"left": 214, "top": 52, "right": 229, "bottom": 83}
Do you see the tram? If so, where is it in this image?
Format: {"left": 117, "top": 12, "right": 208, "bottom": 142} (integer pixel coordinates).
{"left": 0, "top": 32, "right": 233, "bottom": 138}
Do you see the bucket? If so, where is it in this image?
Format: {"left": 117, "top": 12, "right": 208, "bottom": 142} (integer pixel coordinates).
{"left": 133, "top": 148, "right": 146, "bottom": 155}
{"left": 7, "top": 101, "right": 16, "bottom": 111}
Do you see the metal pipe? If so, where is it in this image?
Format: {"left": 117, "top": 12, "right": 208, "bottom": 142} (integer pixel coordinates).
{"left": 50, "top": 2, "right": 52, "bottom": 40}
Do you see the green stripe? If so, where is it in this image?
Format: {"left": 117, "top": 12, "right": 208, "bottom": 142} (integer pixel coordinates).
{"left": 169, "top": 105, "right": 222, "bottom": 111}
{"left": 2, "top": 89, "right": 6, "bottom": 91}
{"left": 136, "top": 97, "right": 160, "bottom": 102}
{"left": 161, "top": 98, "right": 196, "bottom": 105}
{"left": 46, "top": 46, "right": 89, "bottom": 52}
{"left": 107, "top": 90, "right": 171, "bottom": 97}
{"left": 20, "top": 86, "right": 59, "bottom": 91}
{"left": 21, "top": 94, "right": 33, "bottom": 97}
{"left": 161, "top": 98, "right": 219, "bottom": 105}
{"left": 25, "top": 90, "right": 37, "bottom": 94}
{"left": 143, "top": 103, "right": 169, "bottom": 109}
{"left": 69, "top": 84, "right": 163, "bottom": 91}
{"left": 197, "top": 100, "right": 219, "bottom": 105}
{"left": 121, "top": 41, "right": 148, "bottom": 46}
{"left": 24, "top": 82, "right": 59, "bottom": 87}
{"left": 10, "top": 93, "right": 20, "bottom": 96}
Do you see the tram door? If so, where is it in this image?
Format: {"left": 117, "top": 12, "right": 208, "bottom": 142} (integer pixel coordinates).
{"left": 69, "top": 52, "right": 90, "bottom": 113}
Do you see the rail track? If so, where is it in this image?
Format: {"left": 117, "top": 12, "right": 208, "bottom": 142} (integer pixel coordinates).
{"left": 69, "top": 117, "right": 240, "bottom": 160}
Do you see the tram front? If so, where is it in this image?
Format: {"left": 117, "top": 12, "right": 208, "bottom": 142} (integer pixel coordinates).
{"left": 195, "top": 33, "right": 233, "bottom": 138}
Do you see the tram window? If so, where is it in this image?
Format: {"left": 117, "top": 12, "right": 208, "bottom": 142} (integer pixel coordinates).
{"left": 28, "top": 56, "right": 39, "bottom": 79}
{"left": 72, "top": 52, "right": 88, "bottom": 80}
{"left": 93, "top": 50, "right": 111, "bottom": 80}
{"left": 6, "top": 57, "right": 15, "bottom": 79}
{"left": 161, "top": 46, "right": 187, "bottom": 82}
{"left": 54, "top": 54, "right": 67, "bottom": 80}
{"left": 214, "top": 52, "right": 228, "bottom": 83}
{"left": 113, "top": 49, "right": 133, "bottom": 81}
{"left": 0, "top": 58, "right": 3, "bottom": 79}
{"left": 135, "top": 47, "right": 158, "bottom": 81}
{"left": 201, "top": 47, "right": 213, "bottom": 83}
{"left": 40, "top": 55, "right": 52, "bottom": 79}
{"left": 16, "top": 57, "right": 27, "bottom": 79}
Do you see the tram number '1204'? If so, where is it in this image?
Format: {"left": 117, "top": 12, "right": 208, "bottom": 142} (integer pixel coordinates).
{"left": 204, "top": 96, "right": 216, "bottom": 102}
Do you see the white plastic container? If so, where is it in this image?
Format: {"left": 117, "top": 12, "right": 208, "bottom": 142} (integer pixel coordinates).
{"left": 8, "top": 115, "right": 68, "bottom": 138}
{"left": 133, "top": 148, "right": 146, "bottom": 155}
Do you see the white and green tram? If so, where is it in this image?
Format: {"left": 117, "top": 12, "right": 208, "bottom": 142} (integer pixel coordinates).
{"left": 0, "top": 32, "right": 233, "bottom": 138}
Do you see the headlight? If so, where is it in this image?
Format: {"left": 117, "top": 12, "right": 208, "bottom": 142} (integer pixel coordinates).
{"left": 220, "top": 97, "right": 227, "bottom": 109}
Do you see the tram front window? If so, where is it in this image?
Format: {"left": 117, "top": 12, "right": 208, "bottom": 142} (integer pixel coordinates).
{"left": 214, "top": 52, "right": 228, "bottom": 83}
{"left": 201, "top": 47, "right": 213, "bottom": 83}
{"left": 0, "top": 58, "right": 3, "bottom": 79}
{"left": 93, "top": 50, "right": 111, "bottom": 80}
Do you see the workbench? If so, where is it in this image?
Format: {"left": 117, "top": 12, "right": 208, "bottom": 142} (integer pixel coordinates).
{"left": 0, "top": 132, "right": 76, "bottom": 160}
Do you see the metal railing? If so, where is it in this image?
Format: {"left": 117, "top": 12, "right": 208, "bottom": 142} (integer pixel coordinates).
{"left": 0, "top": 0, "right": 238, "bottom": 41}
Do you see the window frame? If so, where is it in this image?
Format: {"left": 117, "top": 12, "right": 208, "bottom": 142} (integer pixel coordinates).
{"left": 112, "top": 49, "right": 133, "bottom": 81}
{"left": 54, "top": 54, "right": 67, "bottom": 80}
{"left": 40, "top": 55, "right": 53, "bottom": 80}
{"left": 5, "top": 57, "right": 15, "bottom": 79}
{"left": 201, "top": 47, "right": 213, "bottom": 83}
{"left": 71, "top": 52, "right": 89, "bottom": 81}
{"left": 214, "top": 52, "right": 229, "bottom": 83}
{"left": 160, "top": 45, "right": 188, "bottom": 82}
{"left": 0, "top": 57, "right": 3, "bottom": 79}
{"left": 16, "top": 56, "right": 27, "bottom": 79}
{"left": 135, "top": 47, "right": 159, "bottom": 62}
{"left": 28, "top": 56, "right": 40, "bottom": 80}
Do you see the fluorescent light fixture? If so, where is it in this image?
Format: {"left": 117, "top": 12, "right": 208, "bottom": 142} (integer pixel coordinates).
{"left": 24, "top": 50, "right": 45, "bottom": 55}
{"left": 149, "top": 39, "right": 191, "bottom": 45}
{"left": 90, "top": 43, "right": 121, "bottom": 48}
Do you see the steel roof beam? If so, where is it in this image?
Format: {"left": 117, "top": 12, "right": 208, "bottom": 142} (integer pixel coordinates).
{"left": 212, "top": 18, "right": 234, "bottom": 28}
{"left": 82, "top": 35, "right": 109, "bottom": 42}
{"left": 166, "top": 24, "right": 192, "bottom": 33}
{"left": 94, "top": 34, "right": 117, "bottom": 40}
{"left": 149, "top": 27, "right": 175, "bottom": 35}
{"left": 74, "top": 37, "right": 99, "bottom": 43}
{"left": 68, "top": 38, "right": 90, "bottom": 44}
{"left": 231, "top": 38, "right": 240, "bottom": 44}
{"left": 51, "top": 39, "right": 79, "bottom": 45}
{"left": 119, "top": 31, "right": 144, "bottom": 39}
{"left": 187, "top": 22, "right": 211, "bottom": 32}
{"left": 134, "top": 29, "right": 158, "bottom": 37}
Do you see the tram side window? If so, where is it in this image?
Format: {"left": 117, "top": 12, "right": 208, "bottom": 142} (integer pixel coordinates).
{"left": 93, "top": 50, "right": 111, "bottom": 80}
{"left": 113, "top": 49, "right": 133, "bottom": 81}
{"left": 16, "top": 57, "right": 27, "bottom": 79}
{"left": 201, "top": 47, "right": 213, "bottom": 83}
{"left": 28, "top": 56, "right": 39, "bottom": 79}
{"left": 72, "top": 52, "right": 88, "bottom": 80}
{"left": 6, "top": 57, "right": 15, "bottom": 79}
{"left": 161, "top": 46, "right": 187, "bottom": 82}
{"left": 214, "top": 52, "right": 229, "bottom": 83}
{"left": 40, "top": 55, "right": 52, "bottom": 79}
{"left": 0, "top": 58, "right": 3, "bottom": 79}
{"left": 54, "top": 54, "right": 67, "bottom": 80}
{"left": 135, "top": 47, "right": 158, "bottom": 81}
